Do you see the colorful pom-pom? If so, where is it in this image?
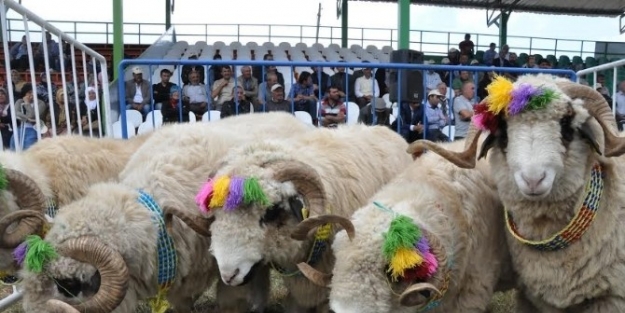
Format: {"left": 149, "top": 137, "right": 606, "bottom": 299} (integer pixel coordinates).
{"left": 225, "top": 177, "right": 245, "bottom": 211}
{"left": 485, "top": 75, "right": 514, "bottom": 116}
{"left": 23, "top": 235, "right": 57, "bottom": 273}
{"left": 13, "top": 241, "right": 28, "bottom": 266}
{"left": 243, "top": 177, "right": 269, "bottom": 206}
{"left": 388, "top": 247, "right": 424, "bottom": 281}
{"left": 195, "top": 180, "right": 214, "bottom": 213}
{"left": 0, "top": 164, "right": 7, "bottom": 190}
{"left": 209, "top": 176, "right": 231, "bottom": 208}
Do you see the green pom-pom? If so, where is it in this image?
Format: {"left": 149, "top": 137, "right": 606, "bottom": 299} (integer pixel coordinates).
{"left": 243, "top": 177, "right": 269, "bottom": 206}
{"left": 382, "top": 215, "right": 422, "bottom": 260}
{"left": 527, "top": 89, "right": 557, "bottom": 111}
{"left": 24, "top": 235, "right": 57, "bottom": 273}
{"left": 0, "top": 164, "right": 8, "bottom": 190}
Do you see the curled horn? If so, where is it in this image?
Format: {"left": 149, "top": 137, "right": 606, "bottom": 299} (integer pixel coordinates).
{"left": 0, "top": 169, "right": 48, "bottom": 248}
{"left": 398, "top": 282, "right": 442, "bottom": 308}
{"left": 46, "top": 237, "right": 129, "bottom": 313}
{"left": 46, "top": 299, "right": 80, "bottom": 313}
{"left": 262, "top": 159, "right": 326, "bottom": 218}
{"left": 555, "top": 81, "right": 625, "bottom": 157}
{"left": 296, "top": 262, "right": 332, "bottom": 287}
{"left": 163, "top": 206, "right": 213, "bottom": 237}
{"left": 290, "top": 214, "right": 355, "bottom": 241}
{"left": 406, "top": 125, "right": 483, "bottom": 169}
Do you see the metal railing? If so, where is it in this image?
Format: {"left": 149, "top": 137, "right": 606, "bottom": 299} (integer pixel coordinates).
{"left": 0, "top": 0, "right": 112, "bottom": 156}
{"left": 577, "top": 59, "right": 625, "bottom": 122}
{"left": 117, "top": 59, "right": 575, "bottom": 139}
{"left": 4, "top": 19, "right": 620, "bottom": 59}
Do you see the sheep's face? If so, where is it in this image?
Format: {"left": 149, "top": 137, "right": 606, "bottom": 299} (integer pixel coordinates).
{"left": 209, "top": 177, "right": 307, "bottom": 287}
{"left": 481, "top": 91, "right": 601, "bottom": 201}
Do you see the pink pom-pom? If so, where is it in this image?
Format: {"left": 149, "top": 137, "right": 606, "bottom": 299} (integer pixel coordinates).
{"left": 422, "top": 251, "right": 439, "bottom": 276}
{"left": 472, "top": 113, "right": 488, "bottom": 131}
{"left": 195, "top": 180, "right": 214, "bottom": 213}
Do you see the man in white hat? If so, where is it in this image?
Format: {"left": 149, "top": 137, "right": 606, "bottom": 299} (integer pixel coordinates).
{"left": 125, "top": 66, "right": 152, "bottom": 117}
{"left": 423, "top": 89, "right": 449, "bottom": 142}
{"left": 264, "top": 84, "right": 291, "bottom": 113}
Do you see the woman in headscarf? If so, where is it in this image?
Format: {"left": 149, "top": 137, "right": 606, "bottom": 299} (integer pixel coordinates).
{"left": 162, "top": 85, "right": 189, "bottom": 123}
{"left": 0, "top": 88, "right": 13, "bottom": 148}
{"left": 79, "top": 86, "right": 101, "bottom": 136}
{"left": 11, "top": 83, "right": 47, "bottom": 151}
{"left": 42, "top": 89, "right": 79, "bottom": 137}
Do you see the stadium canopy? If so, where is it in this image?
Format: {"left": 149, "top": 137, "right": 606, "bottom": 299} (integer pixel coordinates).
{"left": 338, "top": 0, "right": 625, "bottom": 49}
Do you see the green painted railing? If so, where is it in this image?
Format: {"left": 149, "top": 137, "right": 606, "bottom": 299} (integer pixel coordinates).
{"left": 4, "top": 19, "right": 618, "bottom": 59}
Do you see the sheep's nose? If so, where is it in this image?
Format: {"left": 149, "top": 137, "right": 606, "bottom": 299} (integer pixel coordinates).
{"left": 521, "top": 171, "right": 546, "bottom": 193}
{"left": 221, "top": 268, "right": 240, "bottom": 285}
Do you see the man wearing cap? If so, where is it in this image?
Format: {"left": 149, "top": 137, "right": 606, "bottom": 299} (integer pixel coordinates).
{"left": 152, "top": 69, "right": 177, "bottom": 111}
{"left": 357, "top": 97, "right": 392, "bottom": 127}
{"left": 181, "top": 53, "right": 205, "bottom": 86}
{"left": 125, "top": 67, "right": 152, "bottom": 117}
{"left": 265, "top": 84, "right": 291, "bottom": 113}
{"left": 423, "top": 89, "right": 449, "bottom": 142}
{"left": 424, "top": 60, "right": 442, "bottom": 93}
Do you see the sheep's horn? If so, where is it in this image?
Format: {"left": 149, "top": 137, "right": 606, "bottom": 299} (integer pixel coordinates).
{"left": 46, "top": 299, "right": 80, "bottom": 313}
{"left": 406, "top": 125, "right": 482, "bottom": 169}
{"left": 0, "top": 210, "right": 48, "bottom": 248}
{"left": 0, "top": 169, "right": 49, "bottom": 248}
{"left": 398, "top": 282, "right": 442, "bottom": 308}
{"left": 290, "top": 214, "right": 355, "bottom": 241}
{"left": 555, "top": 81, "right": 625, "bottom": 157}
{"left": 296, "top": 262, "right": 332, "bottom": 287}
{"left": 53, "top": 236, "right": 129, "bottom": 313}
{"left": 163, "top": 206, "right": 213, "bottom": 237}
{"left": 262, "top": 159, "right": 327, "bottom": 219}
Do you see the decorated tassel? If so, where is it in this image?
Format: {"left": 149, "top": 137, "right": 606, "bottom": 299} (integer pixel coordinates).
{"left": 23, "top": 235, "right": 57, "bottom": 273}
{"left": 225, "top": 177, "right": 245, "bottom": 211}
{"left": 243, "top": 177, "right": 269, "bottom": 206}
{"left": 209, "top": 176, "right": 230, "bottom": 208}
{"left": 195, "top": 180, "right": 214, "bottom": 213}
{"left": 314, "top": 224, "right": 333, "bottom": 241}
{"left": 485, "top": 75, "right": 514, "bottom": 115}
{"left": 388, "top": 247, "right": 424, "bottom": 281}
{"left": 0, "top": 164, "right": 7, "bottom": 190}
{"left": 148, "top": 288, "right": 172, "bottom": 313}
{"left": 382, "top": 215, "right": 422, "bottom": 260}
{"left": 13, "top": 241, "right": 28, "bottom": 266}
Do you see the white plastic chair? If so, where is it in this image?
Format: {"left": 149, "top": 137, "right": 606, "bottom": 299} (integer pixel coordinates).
{"left": 137, "top": 122, "right": 155, "bottom": 135}
{"left": 188, "top": 111, "right": 197, "bottom": 123}
{"left": 122, "top": 110, "right": 143, "bottom": 128}
{"left": 294, "top": 111, "right": 313, "bottom": 125}
{"left": 112, "top": 120, "right": 136, "bottom": 139}
{"left": 145, "top": 109, "right": 163, "bottom": 127}
{"left": 346, "top": 102, "right": 360, "bottom": 125}
{"left": 201, "top": 110, "right": 221, "bottom": 122}
{"left": 442, "top": 125, "right": 455, "bottom": 140}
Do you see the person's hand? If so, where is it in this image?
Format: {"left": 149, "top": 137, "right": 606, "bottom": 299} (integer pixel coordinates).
{"left": 338, "top": 91, "right": 346, "bottom": 97}
{"left": 413, "top": 124, "right": 423, "bottom": 133}
{"left": 313, "top": 84, "right": 319, "bottom": 90}
{"left": 337, "top": 111, "right": 345, "bottom": 120}
{"left": 221, "top": 80, "right": 229, "bottom": 88}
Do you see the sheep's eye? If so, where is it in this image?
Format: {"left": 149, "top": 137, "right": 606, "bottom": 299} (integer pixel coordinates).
{"left": 260, "top": 204, "right": 287, "bottom": 227}
{"left": 560, "top": 115, "right": 575, "bottom": 144}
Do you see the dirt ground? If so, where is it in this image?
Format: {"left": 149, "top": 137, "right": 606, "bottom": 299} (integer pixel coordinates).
{"left": 0, "top": 272, "right": 517, "bottom": 312}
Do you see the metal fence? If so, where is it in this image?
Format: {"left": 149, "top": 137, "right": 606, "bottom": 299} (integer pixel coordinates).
{"left": 117, "top": 59, "right": 576, "bottom": 140}
{"left": 0, "top": 0, "right": 112, "bottom": 155}
{"left": 577, "top": 59, "right": 625, "bottom": 123}
{"left": 3, "top": 19, "right": 615, "bottom": 58}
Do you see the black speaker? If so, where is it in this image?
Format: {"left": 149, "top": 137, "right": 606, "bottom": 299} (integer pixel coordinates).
{"left": 388, "top": 49, "right": 424, "bottom": 104}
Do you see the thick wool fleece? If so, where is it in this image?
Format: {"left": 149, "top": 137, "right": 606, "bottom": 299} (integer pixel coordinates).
{"left": 19, "top": 112, "right": 312, "bottom": 313}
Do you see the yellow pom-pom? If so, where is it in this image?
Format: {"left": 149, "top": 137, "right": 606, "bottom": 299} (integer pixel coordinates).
{"left": 148, "top": 288, "right": 172, "bottom": 313}
{"left": 314, "top": 223, "right": 332, "bottom": 241}
{"left": 485, "top": 75, "right": 514, "bottom": 115}
{"left": 388, "top": 247, "right": 423, "bottom": 281}
{"left": 209, "top": 176, "right": 230, "bottom": 208}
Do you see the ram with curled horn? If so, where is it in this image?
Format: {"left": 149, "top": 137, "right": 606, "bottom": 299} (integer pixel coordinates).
{"left": 18, "top": 112, "right": 313, "bottom": 313}
{"left": 409, "top": 74, "right": 625, "bottom": 312}
{"left": 0, "top": 132, "right": 152, "bottom": 283}
{"left": 199, "top": 123, "right": 412, "bottom": 312}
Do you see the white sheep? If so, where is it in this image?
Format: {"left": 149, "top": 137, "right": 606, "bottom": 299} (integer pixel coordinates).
{"left": 406, "top": 74, "right": 625, "bottom": 312}
{"left": 171, "top": 124, "right": 413, "bottom": 312}
{"left": 0, "top": 133, "right": 151, "bottom": 278}
{"left": 17, "top": 112, "right": 312, "bottom": 313}
{"left": 322, "top": 138, "right": 514, "bottom": 313}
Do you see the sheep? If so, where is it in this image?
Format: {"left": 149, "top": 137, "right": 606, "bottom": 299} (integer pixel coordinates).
{"left": 406, "top": 74, "right": 625, "bottom": 312}
{"left": 17, "top": 112, "right": 313, "bottom": 313}
{"left": 169, "top": 123, "right": 413, "bottom": 312}
{"left": 0, "top": 132, "right": 152, "bottom": 278}
{"left": 318, "top": 138, "right": 513, "bottom": 313}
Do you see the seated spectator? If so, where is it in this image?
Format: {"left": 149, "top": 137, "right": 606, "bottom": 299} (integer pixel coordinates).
{"left": 311, "top": 63, "right": 330, "bottom": 98}
{"left": 183, "top": 71, "right": 209, "bottom": 120}
{"left": 34, "top": 32, "right": 60, "bottom": 71}
{"left": 36, "top": 73, "right": 57, "bottom": 105}
{"left": 124, "top": 67, "right": 152, "bottom": 117}
{"left": 493, "top": 50, "right": 511, "bottom": 68}
{"left": 43, "top": 89, "right": 79, "bottom": 137}
{"left": 266, "top": 84, "right": 291, "bottom": 113}
{"left": 375, "top": 65, "right": 389, "bottom": 97}
{"left": 447, "top": 48, "right": 460, "bottom": 65}
{"left": 354, "top": 66, "right": 383, "bottom": 108}
{"left": 237, "top": 66, "right": 259, "bottom": 103}
{"left": 452, "top": 71, "right": 473, "bottom": 96}
{"left": 258, "top": 72, "right": 278, "bottom": 105}
{"left": 319, "top": 86, "right": 346, "bottom": 128}
{"left": 392, "top": 100, "right": 424, "bottom": 143}
{"left": 459, "top": 34, "right": 475, "bottom": 59}
{"left": 152, "top": 69, "right": 176, "bottom": 110}
{"left": 11, "top": 70, "right": 26, "bottom": 99}
{"left": 288, "top": 71, "right": 318, "bottom": 124}
{"left": 253, "top": 54, "right": 285, "bottom": 87}
{"left": 424, "top": 89, "right": 449, "bottom": 142}
{"left": 329, "top": 61, "right": 352, "bottom": 102}
{"left": 458, "top": 54, "right": 470, "bottom": 66}
{"left": 538, "top": 59, "right": 552, "bottom": 70}
{"left": 453, "top": 82, "right": 476, "bottom": 141}
{"left": 438, "top": 58, "right": 452, "bottom": 86}
{"left": 221, "top": 86, "right": 258, "bottom": 119}
{"left": 181, "top": 53, "right": 205, "bottom": 86}
{"left": 0, "top": 88, "right": 13, "bottom": 148}
{"left": 483, "top": 43, "right": 497, "bottom": 66}
{"left": 424, "top": 60, "right": 442, "bottom": 92}
{"left": 358, "top": 100, "right": 392, "bottom": 127}
{"left": 211, "top": 66, "right": 235, "bottom": 111}
{"left": 11, "top": 83, "right": 47, "bottom": 151}
{"left": 80, "top": 87, "right": 101, "bottom": 136}
{"left": 523, "top": 55, "right": 539, "bottom": 69}
{"left": 208, "top": 54, "right": 223, "bottom": 87}
{"left": 615, "top": 81, "right": 625, "bottom": 130}
{"left": 162, "top": 86, "right": 189, "bottom": 124}
{"left": 9, "top": 36, "right": 29, "bottom": 71}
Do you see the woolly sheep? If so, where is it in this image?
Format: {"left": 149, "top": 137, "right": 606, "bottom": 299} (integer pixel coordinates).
{"left": 407, "top": 75, "right": 625, "bottom": 312}
{"left": 324, "top": 138, "right": 513, "bottom": 313}
{"left": 17, "top": 112, "right": 313, "bottom": 313}
{"left": 0, "top": 133, "right": 151, "bottom": 276}
{"left": 170, "top": 124, "right": 413, "bottom": 312}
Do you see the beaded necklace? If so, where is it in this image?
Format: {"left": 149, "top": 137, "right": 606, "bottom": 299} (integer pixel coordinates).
{"left": 505, "top": 163, "right": 604, "bottom": 252}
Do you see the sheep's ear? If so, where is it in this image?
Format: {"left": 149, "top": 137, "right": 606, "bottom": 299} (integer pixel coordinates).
{"left": 477, "top": 134, "right": 497, "bottom": 160}
{"left": 578, "top": 122, "right": 602, "bottom": 156}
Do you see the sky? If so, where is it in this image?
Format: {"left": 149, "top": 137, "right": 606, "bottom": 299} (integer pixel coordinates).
{"left": 4, "top": 0, "right": 624, "bottom": 58}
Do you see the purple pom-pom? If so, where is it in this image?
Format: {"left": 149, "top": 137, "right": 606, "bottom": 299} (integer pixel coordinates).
{"left": 508, "top": 83, "right": 540, "bottom": 115}
{"left": 13, "top": 241, "right": 28, "bottom": 266}
{"left": 225, "top": 177, "right": 245, "bottom": 211}
{"left": 415, "top": 235, "right": 430, "bottom": 254}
